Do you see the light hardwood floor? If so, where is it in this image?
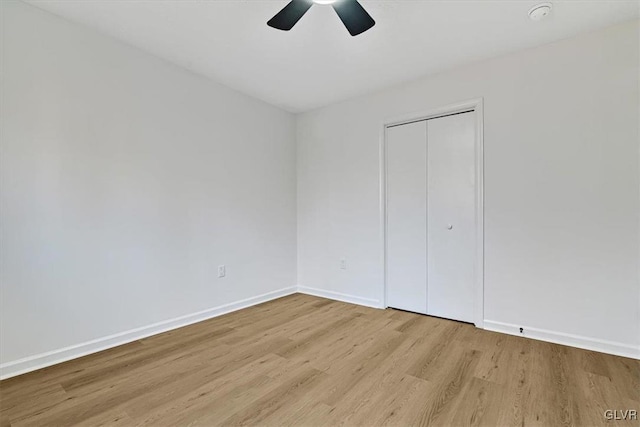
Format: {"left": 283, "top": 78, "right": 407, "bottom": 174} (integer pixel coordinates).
{"left": 1, "top": 294, "right": 638, "bottom": 426}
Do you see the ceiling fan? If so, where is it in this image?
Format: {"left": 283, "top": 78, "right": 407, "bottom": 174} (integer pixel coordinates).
{"left": 267, "top": 0, "right": 375, "bottom": 36}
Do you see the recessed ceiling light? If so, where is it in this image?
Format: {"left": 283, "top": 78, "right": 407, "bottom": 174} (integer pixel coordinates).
{"left": 528, "top": 3, "right": 552, "bottom": 21}
{"left": 312, "top": 0, "right": 337, "bottom": 4}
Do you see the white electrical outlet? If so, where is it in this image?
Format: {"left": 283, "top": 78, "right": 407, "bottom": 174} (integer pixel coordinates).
{"left": 218, "top": 265, "right": 226, "bottom": 278}
{"left": 340, "top": 258, "right": 346, "bottom": 270}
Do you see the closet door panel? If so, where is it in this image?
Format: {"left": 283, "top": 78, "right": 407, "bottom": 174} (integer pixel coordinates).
{"left": 426, "top": 112, "right": 476, "bottom": 323}
{"left": 386, "top": 121, "right": 428, "bottom": 314}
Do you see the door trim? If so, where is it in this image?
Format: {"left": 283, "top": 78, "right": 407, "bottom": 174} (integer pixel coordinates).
{"left": 379, "top": 98, "right": 484, "bottom": 328}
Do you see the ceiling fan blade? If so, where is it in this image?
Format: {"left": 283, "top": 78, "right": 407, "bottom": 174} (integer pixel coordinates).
{"left": 267, "top": 0, "right": 314, "bottom": 31}
{"left": 332, "top": 0, "right": 375, "bottom": 36}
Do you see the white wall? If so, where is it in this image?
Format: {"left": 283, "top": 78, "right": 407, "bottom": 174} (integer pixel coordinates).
{"left": 297, "top": 20, "right": 640, "bottom": 357}
{"left": 1, "top": 0, "right": 297, "bottom": 376}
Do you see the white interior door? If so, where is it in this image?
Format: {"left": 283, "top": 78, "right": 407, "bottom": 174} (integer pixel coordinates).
{"left": 426, "top": 112, "right": 476, "bottom": 323}
{"left": 386, "top": 120, "right": 427, "bottom": 314}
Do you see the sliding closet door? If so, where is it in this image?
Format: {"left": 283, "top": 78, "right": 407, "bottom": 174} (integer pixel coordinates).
{"left": 386, "top": 121, "right": 427, "bottom": 314}
{"left": 426, "top": 112, "right": 476, "bottom": 323}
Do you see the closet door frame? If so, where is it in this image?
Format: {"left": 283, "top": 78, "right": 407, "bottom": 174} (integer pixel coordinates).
{"left": 380, "top": 98, "right": 485, "bottom": 328}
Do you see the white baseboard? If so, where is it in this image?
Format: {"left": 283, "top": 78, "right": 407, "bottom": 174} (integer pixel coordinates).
{"left": 297, "top": 285, "right": 383, "bottom": 309}
{"left": 484, "top": 320, "right": 640, "bottom": 360}
{"left": 0, "top": 286, "right": 297, "bottom": 380}
{"left": 4, "top": 290, "right": 635, "bottom": 380}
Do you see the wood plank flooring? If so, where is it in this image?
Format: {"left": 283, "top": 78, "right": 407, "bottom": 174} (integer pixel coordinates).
{"left": 1, "top": 294, "right": 638, "bottom": 426}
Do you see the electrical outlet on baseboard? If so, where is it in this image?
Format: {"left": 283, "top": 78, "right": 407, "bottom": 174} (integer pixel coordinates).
{"left": 218, "top": 265, "right": 226, "bottom": 278}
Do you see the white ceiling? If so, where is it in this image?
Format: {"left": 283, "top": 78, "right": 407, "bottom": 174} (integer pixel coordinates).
{"left": 26, "top": 0, "right": 639, "bottom": 113}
